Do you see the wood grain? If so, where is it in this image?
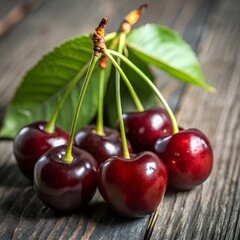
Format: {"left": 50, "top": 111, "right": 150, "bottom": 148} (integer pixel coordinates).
{"left": 149, "top": 0, "right": 240, "bottom": 239}
{"left": 0, "top": 0, "right": 46, "bottom": 38}
{"left": 0, "top": 0, "right": 239, "bottom": 239}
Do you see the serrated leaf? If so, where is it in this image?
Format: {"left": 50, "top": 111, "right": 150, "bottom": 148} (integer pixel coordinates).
{"left": 126, "top": 24, "right": 215, "bottom": 91}
{"left": 105, "top": 49, "right": 156, "bottom": 128}
{"left": 0, "top": 34, "right": 111, "bottom": 137}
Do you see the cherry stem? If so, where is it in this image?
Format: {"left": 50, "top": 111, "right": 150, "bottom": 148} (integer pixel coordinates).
{"left": 44, "top": 63, "right": 89, "bottom": 134}
{"left": 43, "top": 33, "right": 116, "bottom": 134}
{"left": 105, "top": 32, "right": 117, "bottom": 42}
{"left": 103, "top": 50, "right": 144, "bottom": 112}
{"left": 63, "top": 55, "right": 99, "bottom": 163}
{"left": 108, "top": 50, "right": 179, "bottom": 134}
{"left": 96, "top": 69, "right": 105, "bottom": 136}
{"left": 114, "top": 32, "right": 130, "bottom": 159}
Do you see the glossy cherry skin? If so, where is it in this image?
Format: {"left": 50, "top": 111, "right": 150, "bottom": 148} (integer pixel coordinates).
{"left": 74, "top": 125, "right": 133, "bottom": 165}
{"left": 154, "top": 128, "right": 213, "bottom": 191}
{"left": 14, "top": 121, "right": 69, "bottom": 180}
{"left": 122, "top": 108, "right": 173, "bottom": 153}
{"left": 97, "top": 151, "right": 167, "bottom": 218}
{"left": 34, "top": 145, "right": 98, "bottom": 212}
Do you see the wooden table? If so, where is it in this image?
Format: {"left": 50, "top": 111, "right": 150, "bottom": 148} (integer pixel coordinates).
{"left": 0, "top": 0, "right": 239, "bottom": 239}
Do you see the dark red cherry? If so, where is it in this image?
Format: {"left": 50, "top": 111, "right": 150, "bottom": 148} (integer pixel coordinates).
{"left": 74, "top": 125, "right": 133, "bottom": 165}
{"left": 122, "top": 108, "right": 173, "bottom": 152}
{"left": 154, "top": 128, "right": 213, "bottom": 191}
{"left": 34, "top": 145, "right": 98, "bottom": 212}
{"left": 97, "top": 151, "right": 167, "bottom": 218}
{"left": 14, "top": 121, "right": 69, "bottom": 180}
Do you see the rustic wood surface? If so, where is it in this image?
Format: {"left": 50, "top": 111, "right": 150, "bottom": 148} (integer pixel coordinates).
{"left": 0, "top": 0, "right": 239, "bottom": 239}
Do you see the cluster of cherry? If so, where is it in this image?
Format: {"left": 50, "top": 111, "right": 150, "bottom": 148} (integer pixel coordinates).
{"left": 13, "top": 16, "right": 213, "bottom": 218}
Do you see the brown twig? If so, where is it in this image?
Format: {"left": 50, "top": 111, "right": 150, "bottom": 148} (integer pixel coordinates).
{"left": 92, "top": 17, "right": 108, "bottom": 56}
{"left": 119, "top": 4, "right": 148, "bottom": 33}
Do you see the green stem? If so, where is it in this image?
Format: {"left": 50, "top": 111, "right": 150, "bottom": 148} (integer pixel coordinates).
{"left": 95, "top": 69, "right": 105, "bottom": 136}
{"left": 105, "top": 32, "right": 117, "bottom": 42}
{"left": 103, "top": 50, "right": 144, "bottom": 112}
{"left": 63, "top": 55, "right": 98, "bottom": 163}
{"left": 115, "top": 32, "right": 130, "bottom": 159}
{"left": 108, "top": 50, "right": 179, "bottom": 134}
{"left": 43, "top": 33, "right": 116, "bottom": 134}
{"left": 117, "top": 32, "right": 126, "bottom": 70}
{"left": 109, "top": 34, "right": 119, "bottom": 50}
{"left": 44, "top": 63, "right": 89, "bottom": 134}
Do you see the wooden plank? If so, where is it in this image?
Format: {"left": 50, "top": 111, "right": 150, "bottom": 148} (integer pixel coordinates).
{"left": 0, "top": 0, "right": 20, "bottom": 18}
{"left": 0, "top": 0, "right": 46, "bottom": 38}
{"left": 149, "top": 0, "right": 240, "bottom": 239}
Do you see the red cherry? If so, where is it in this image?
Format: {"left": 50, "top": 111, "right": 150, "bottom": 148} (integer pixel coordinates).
{"left": 97, "top": 151, "right": 167, "bottom": 218}
{"left": 14, "top": 121, "right": 69, "bottom": 180}
{"left": 34, "top": 145, "right": 98, "bottom": 212}
{"left": 122, "top": 108, "right": 173, "bottom": 152}
{"left": 74, "top": 125, "right": 133, "bottom": 165}
{"left": 154, "top": 128, "right": 213, "bottom": 191}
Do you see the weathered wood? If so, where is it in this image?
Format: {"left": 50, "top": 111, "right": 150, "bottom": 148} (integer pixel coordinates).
{"left": 0, "top": 0, "right": 46, "bottom": 38}
{"left": 0, "top": 0, "right": 239, "bottom": 239}
{"left": 149, "top": 0, "right": 240, "bottom": 239}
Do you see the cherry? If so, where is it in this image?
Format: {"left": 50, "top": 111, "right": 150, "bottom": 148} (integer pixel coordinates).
{"left": 154, "top": 128, "right": 213, "bottom": 191}
{"left": 74, "top": 125, "right": 133, "bottom": 165}
{"left": 32, "top": 28, "right": 104, "bottom": 212}
{"left": 97, "top": 151, "right": 167, "bottom": 218}
{"left": 14, "top": 121, "right": 69, "bottom": 180}
{"left": 122, "top": 108, "right": 173, "bottom": 152}
{"left": 34, "top": 145, "right": 98, "bottom": 212}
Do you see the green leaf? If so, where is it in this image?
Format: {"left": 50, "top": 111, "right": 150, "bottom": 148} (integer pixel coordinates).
{"left": 105, "top": 49, "right": 156, "bottom": 128}
{"left": 126, "top": 24, "right": 215, "bottom": 91}
{"left": 0, "top": 34, "right": 111, "bottom": 137}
